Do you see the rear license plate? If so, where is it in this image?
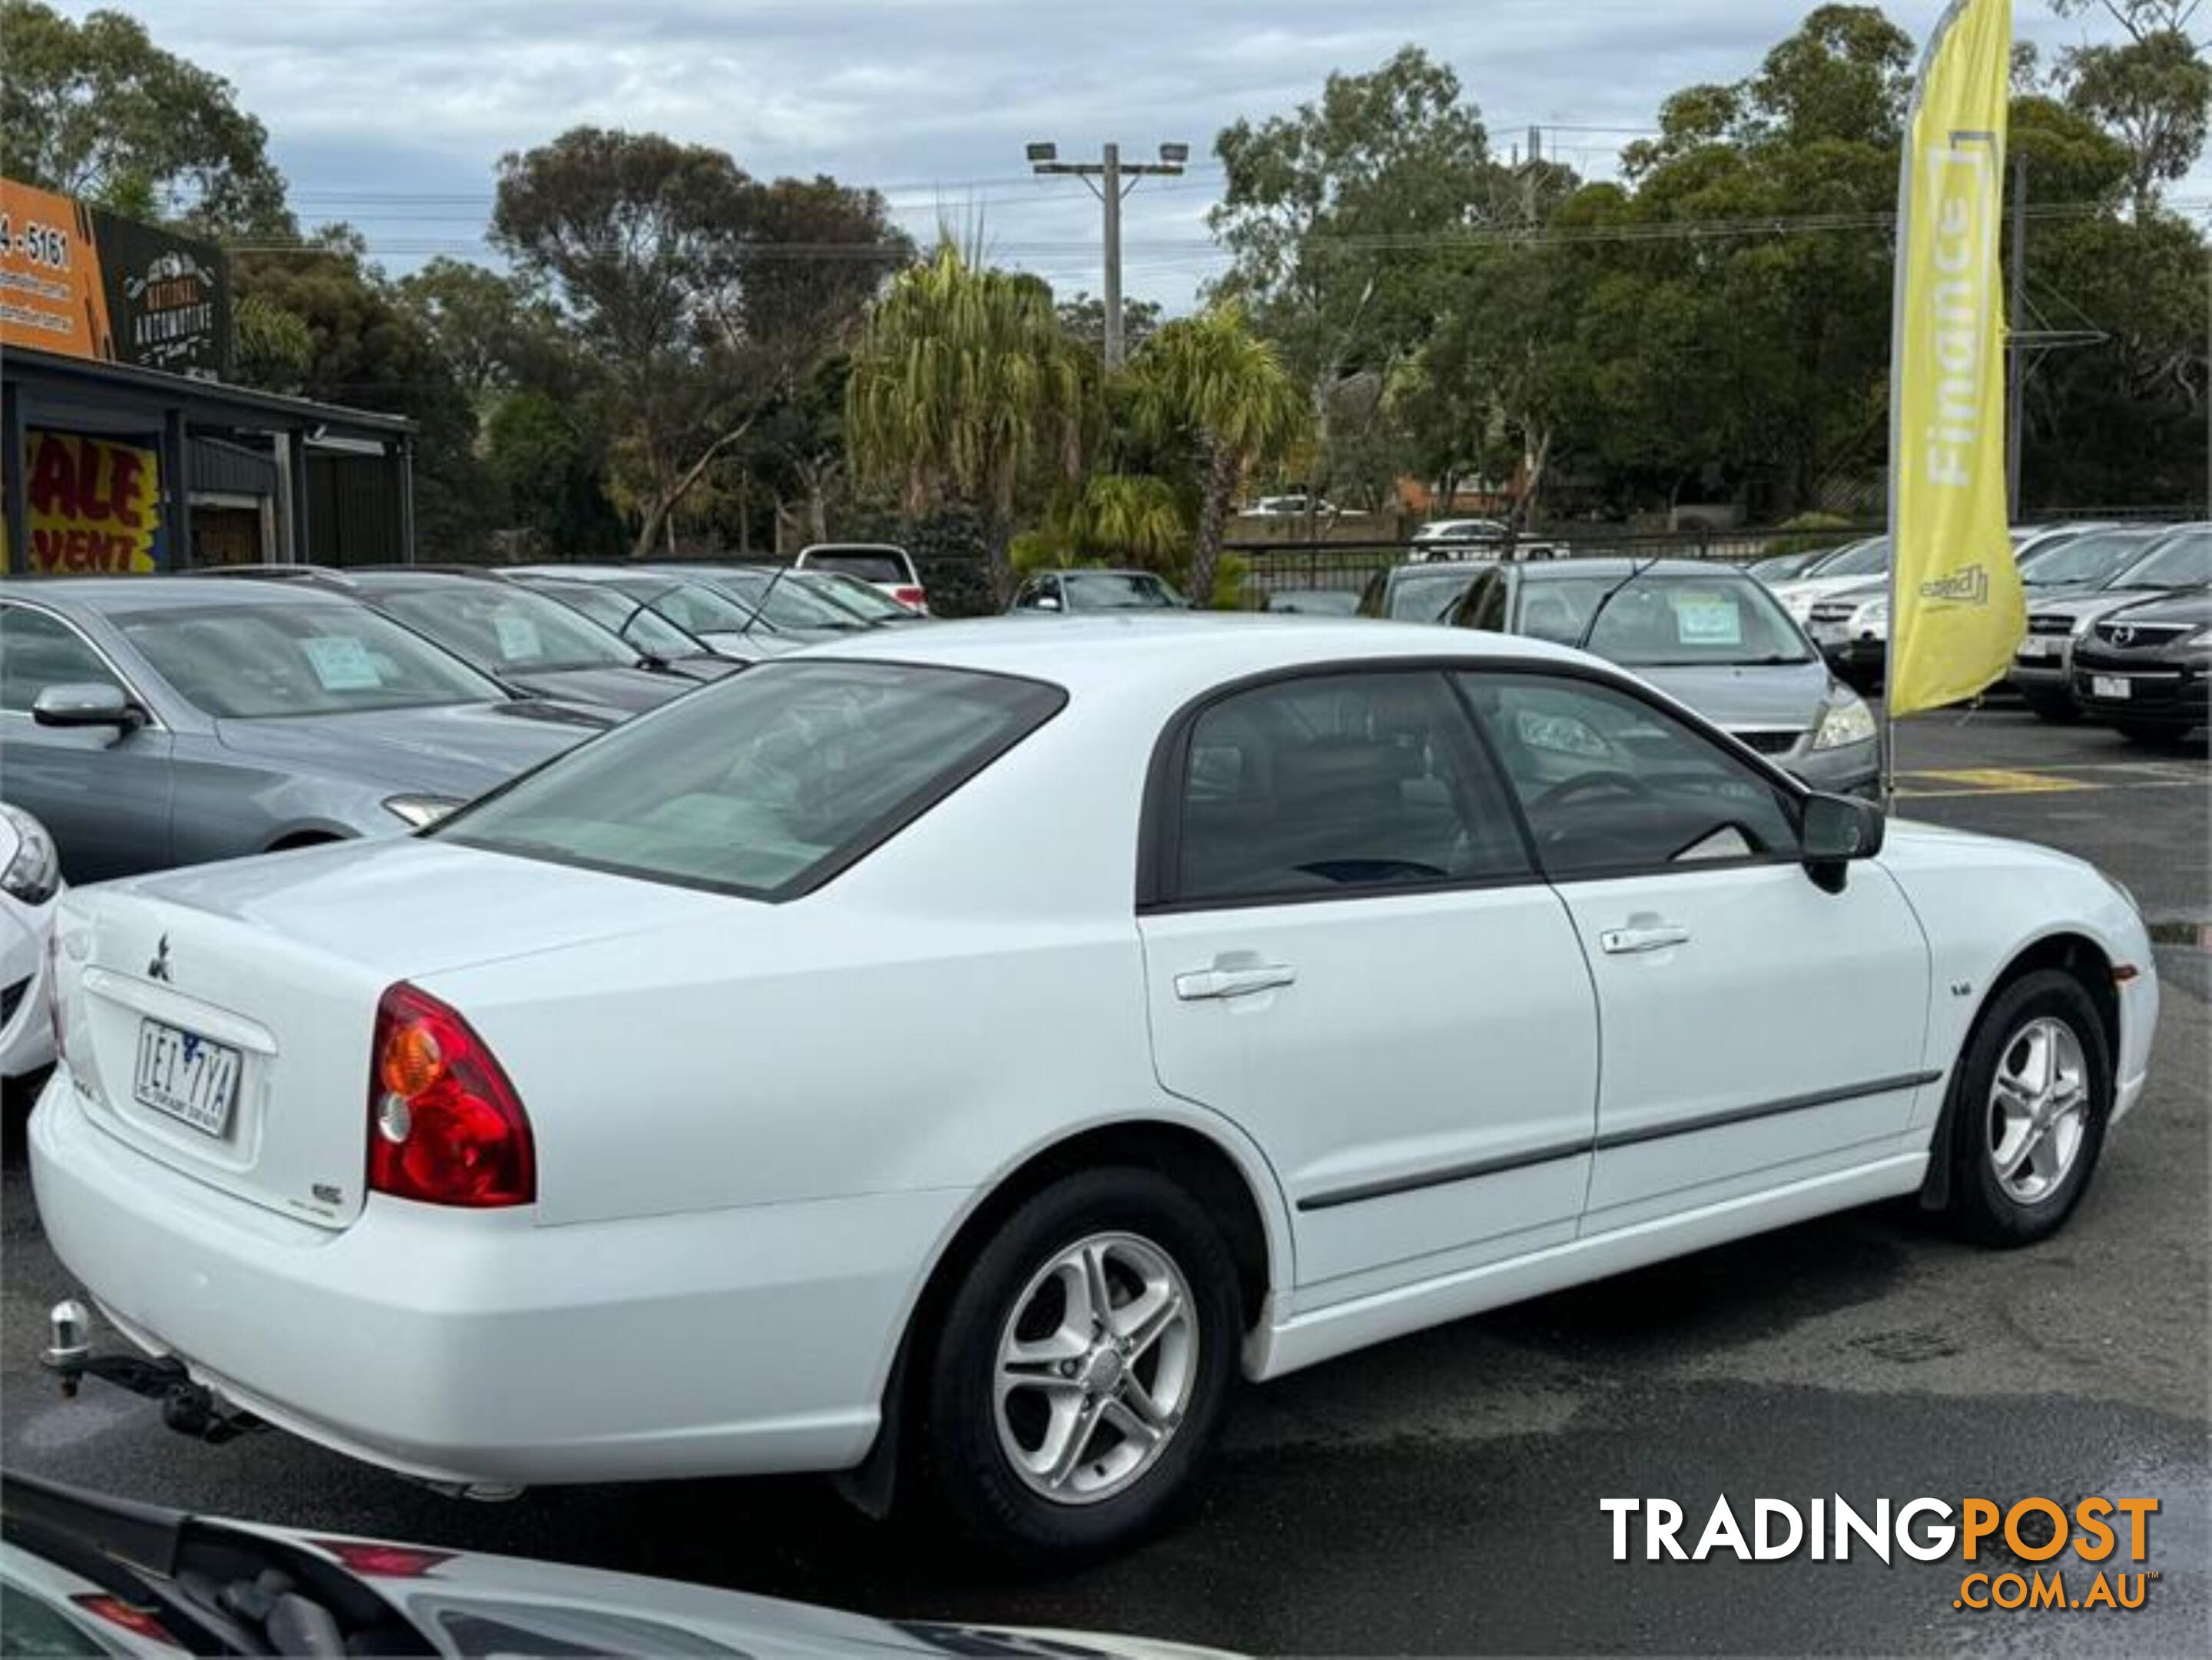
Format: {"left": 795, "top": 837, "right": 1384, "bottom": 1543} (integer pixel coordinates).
{"left": 133, "top": 1019, "right": 242, "bottom": 1138}
{"left": 2091, "top": 676, "right": 2131, "bottom": 699}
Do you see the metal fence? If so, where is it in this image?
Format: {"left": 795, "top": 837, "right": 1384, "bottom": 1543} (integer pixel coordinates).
{"left": 1231, "top": 524, "right": 1879, "bottom": 600}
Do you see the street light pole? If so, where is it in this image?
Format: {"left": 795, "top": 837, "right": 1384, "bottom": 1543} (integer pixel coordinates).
{"left": 1026, "top": 139, "right": 1189, "bottom": 369}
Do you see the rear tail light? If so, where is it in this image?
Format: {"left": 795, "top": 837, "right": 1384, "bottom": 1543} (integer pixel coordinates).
{"left": 309, "top": 1539, "right": 455, "bottom": 1578}
{"left": 892, "top": 585, "right": 927, "bottom": 612}
{"left": 367, "top": 983, "right": 534, "bottom": 1207}
{"left": 71, "top": 1595, "right": 180, "bottom": 1645}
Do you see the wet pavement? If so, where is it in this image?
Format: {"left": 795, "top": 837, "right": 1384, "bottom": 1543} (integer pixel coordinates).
{"left": 3, "top": 703, "right": 2204, "bottom": 1654}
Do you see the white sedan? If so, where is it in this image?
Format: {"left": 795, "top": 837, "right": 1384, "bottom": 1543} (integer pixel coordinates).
{"left": 31, "top": 618, "right": 2157, "bottom": 1559}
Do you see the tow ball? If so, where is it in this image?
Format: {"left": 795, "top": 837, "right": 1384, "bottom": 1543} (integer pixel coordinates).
{"left": 41, "top": 1300, "right": 260, "bottom": 1446}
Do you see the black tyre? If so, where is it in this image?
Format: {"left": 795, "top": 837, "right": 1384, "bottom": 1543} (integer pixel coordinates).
{"left": 917, "top": 1167, "right": 1241, "bottom": 1561}
{"left": 1943, "top": 969, "right": 2111, "bottom": 1247}
{"left": 2021, "top": 693, "right": 2081, "bottom": 725}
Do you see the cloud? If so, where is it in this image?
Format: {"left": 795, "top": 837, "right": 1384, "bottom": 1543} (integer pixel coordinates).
{"left": 64, "top": 1, "right": 2194, "bottom": 303}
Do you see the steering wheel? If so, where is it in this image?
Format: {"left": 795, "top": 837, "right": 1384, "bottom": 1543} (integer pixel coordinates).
{"left": 1534, "top": 770, "right": 1656, "bottom": 812}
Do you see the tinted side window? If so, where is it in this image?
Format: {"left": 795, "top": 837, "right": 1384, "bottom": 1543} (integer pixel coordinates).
{"left": 1171, "top": 671, "right": 1531, "bottom": 905}
{"left": 0, "top": 606, "right": 123, "bottom": 713}
{"left": 1461, "top": 673, "right": 1799, "bottom": 877}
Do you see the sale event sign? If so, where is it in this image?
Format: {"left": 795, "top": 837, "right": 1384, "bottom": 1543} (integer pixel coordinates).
{"left": 23, "top": 430, "right": 164, "bottom": 573}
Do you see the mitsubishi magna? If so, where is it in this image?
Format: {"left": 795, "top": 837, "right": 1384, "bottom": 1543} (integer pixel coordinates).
{"left": 30, "top": 617, "right": 2158, "bottom": 1559}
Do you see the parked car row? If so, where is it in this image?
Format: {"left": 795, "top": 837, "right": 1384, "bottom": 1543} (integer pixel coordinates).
{"left": 0, "top": 556, "right": 929, "bottom": 889}
{"left": 1757, "top": 521, "right": 2207, "bottom": 741}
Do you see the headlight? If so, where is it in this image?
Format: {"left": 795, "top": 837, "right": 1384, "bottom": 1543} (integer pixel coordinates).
{"left": 1852, "top": 599, "right": 1888, "bottom": 629}
{"left": 0, "top": 804, "right": 61, "bottom": 906}
{"left": 1813, "top": 692, "right": 1878, "bottom": 750}
{"left": 383, "top": 795, "right": 463, "bottom": 829}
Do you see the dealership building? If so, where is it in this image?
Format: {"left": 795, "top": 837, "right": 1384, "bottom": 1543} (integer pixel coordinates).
{"left": 2, "top": 177, "right": 416, "bottom": 574}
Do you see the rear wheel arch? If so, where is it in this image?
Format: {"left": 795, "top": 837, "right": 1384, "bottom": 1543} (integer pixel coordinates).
{"left": 838, "top": 1117, "right": 1285, "bottom": 1521}
{"left": 919, "top": 1120, "right": 1282, "bottom": 1362}
{"left": 1919, "top": 931, "right": 2118, "bottom": 1211}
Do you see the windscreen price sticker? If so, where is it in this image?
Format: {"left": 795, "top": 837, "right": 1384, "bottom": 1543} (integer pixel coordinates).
{"left": 1601, "top": 1496, "right": 2161, "bottom": 1613}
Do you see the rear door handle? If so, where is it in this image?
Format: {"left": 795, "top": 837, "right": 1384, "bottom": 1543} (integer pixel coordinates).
{"left": 1598, "top": 924, "right": 1691, "bottom": 955}
{"left": 1176, "top": 964, "right": 1298, "bottom": 1001}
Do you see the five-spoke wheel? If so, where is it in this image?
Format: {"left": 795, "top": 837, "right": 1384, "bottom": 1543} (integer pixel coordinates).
{"left": 921, "top": 1167, "right": 1240, "bottom": 1559}
{"left": 1947, "top": 968, "right": 2111, "bottom": 1245}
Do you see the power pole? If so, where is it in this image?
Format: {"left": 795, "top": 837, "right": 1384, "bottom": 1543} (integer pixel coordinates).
{"left": 1026, "top": 140, "right": 1189, "bottom": 368}
{"left": 1102, "top": 143, "right": 1124, "bottom": 369}
{"left": 2004, "top": 151, "right": 2105, "bottom": 520}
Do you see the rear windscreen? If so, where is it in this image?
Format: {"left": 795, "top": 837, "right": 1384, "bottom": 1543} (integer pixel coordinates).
{"left": 807, "top": 553, "right": 907, "bottom": 584}
{"left": 437, "top": 660, "right": 1063, "bottom": 898}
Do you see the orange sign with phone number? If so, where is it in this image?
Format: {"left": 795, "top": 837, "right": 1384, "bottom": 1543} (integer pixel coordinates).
{"left": 0, "top": 178, "right": 111, "bottom": 361}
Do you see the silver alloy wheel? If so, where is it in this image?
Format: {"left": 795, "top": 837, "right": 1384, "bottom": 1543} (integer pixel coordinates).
{"left": 993, "top": 1230, "right": 1199, "bottom": 1506}
{"left": 1988, "top": 1015, "right": 2090, "bottom": 1204}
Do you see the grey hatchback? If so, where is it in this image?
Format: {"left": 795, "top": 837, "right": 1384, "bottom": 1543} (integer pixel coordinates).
{"left": 1450, "top": 558, "right": 1881, "bottom": 795}
{"left": 0, "top": 579, "right": 609, "bottom": 883}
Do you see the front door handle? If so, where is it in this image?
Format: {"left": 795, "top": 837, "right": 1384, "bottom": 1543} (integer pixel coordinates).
{"left": 1598, "top": 924, "right": 1691, "bottom": 955}
{"left": 1176, "top": 963, "right": 1298, "bottom": 1001}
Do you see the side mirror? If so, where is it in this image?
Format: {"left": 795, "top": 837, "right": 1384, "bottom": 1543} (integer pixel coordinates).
{"left": 1801, "top": 792, "right": 1885, "bottom": 893}
{"left": 1035, "top": 596, "right": 1062, "bottom": 612}
{"left": 32, "top": 682, "right": 141, "bottom": 740}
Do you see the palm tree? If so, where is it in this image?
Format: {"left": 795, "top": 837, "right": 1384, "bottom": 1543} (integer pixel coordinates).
{"left": 845, "top": 241, "right": 1089, "bottom": 596}
{"left": 1129, "top": 302, "right": 1308, "bottom": 607}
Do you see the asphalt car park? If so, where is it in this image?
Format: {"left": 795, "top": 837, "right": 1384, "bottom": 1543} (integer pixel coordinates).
{"left": 2, "top": 668, "right": 2203, "bottom": 1656}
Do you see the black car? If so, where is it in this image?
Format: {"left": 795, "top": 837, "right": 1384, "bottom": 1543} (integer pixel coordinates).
{"left": 2068, "top": 586, "right": 2211, "bottom": 743}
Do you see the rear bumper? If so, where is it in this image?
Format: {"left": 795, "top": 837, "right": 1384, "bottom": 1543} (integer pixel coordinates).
{"left": 31, "top": 1071, "right": 964, "bottom": 1486}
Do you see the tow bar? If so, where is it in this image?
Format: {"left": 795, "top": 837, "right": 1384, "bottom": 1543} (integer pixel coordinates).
{"left": 42, "top": 1300, "right": 261, "bottom": 1446}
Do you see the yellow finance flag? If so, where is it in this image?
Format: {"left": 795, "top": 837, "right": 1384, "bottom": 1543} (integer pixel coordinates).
{"left": 1887, "top": 0, "right": 2022, "bottom": 718}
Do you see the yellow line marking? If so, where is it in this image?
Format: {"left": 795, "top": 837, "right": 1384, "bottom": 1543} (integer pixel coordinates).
{"left": 1900, "top": 768, "right": 2101, "bottom": 795}
{"left": 1895, "top": 779, "right": 2209, "bottom": 800}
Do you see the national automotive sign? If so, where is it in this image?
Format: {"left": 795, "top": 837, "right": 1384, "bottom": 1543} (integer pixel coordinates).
{"left": 0, "top": 177, "right": 231, "bottom": 379}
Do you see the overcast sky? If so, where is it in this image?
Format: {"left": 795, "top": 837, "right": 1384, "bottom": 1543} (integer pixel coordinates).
{"left": 80, "top": 2, "right": 2192, "bottom": 306}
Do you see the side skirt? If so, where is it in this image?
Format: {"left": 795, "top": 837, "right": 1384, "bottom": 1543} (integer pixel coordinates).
{"left": 1245, "top": 1148, "right": 1928, "bottom": 1381}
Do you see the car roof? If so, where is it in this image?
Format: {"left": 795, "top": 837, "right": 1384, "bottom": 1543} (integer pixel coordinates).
{"left": 802, "top": 613, "right": 1594, "bottom": 697}
{"left": 2, "top": 575, "right": 366, "bottom": 613}
{"left": 1032, "top": 567, "right": 1166, "bottom": 579}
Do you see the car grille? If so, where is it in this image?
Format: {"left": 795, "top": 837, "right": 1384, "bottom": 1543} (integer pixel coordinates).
{"left": 0, "top": 976, "right": 27, "bottom": 1031}
{"left": 1731, "top": 729, "right": 1802, "bottom": 755}
{"left": 2027, "top": 614, "right": 2076, "bottom": 636}
{"left": 1808, "top": 601, "right": 1859, "bottom": 624}
{"left": 2091, "top": 620, "right": 2192, "bottom": 649}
